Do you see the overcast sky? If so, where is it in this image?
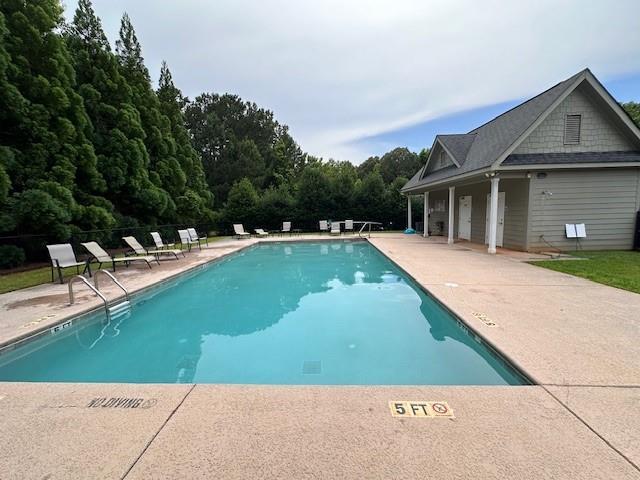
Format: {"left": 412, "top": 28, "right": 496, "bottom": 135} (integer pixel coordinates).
{"left": 63, "top": 0, "right": 640, "bottom": 163}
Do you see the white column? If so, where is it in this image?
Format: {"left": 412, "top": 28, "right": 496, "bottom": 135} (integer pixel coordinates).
{"left": 447, "top": 186, "right": 455, "bottom": 244}
{"left": 488, "top": 176, "right": 500, "bottom": 254}
{"left": 423, "top": 192, "right": 429, "bottom": 238}
{"left": 407, "top": 196, "right": 412, "bottom": 230}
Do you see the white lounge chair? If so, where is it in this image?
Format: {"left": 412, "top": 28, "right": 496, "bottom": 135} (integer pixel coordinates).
{"left": 187, "top": 228, "right": 208, "bottom": 248}
{"left": 280, "top": 221, "right": 291, "bottom": 236}
{"left": 81, "top": 241, "right": 156, "bottom": 272}
{"left": 345, "top": 219, "right": 354, "bottom": 234}
{"left": 150, "top": 231, "right": 175, "bottom": 250}
{"left": 46, "top": 243, "right": 91, "bottom": 284}
{"left": 122, "top": 236, "right": 183, "bottom": 260}
{"left": 319, "top": 220, "right": 328, "bottom": 233}
{"left": 178, "top": 229, "right": 200, "bottom": 251}
{"left": 233, "top": 224, "right": 251, "bottom": 239}
{"left": 254, "top": 228, "right": 269, "bottom": 237}
{"left": 330, "top": 221, "right": 341, "bottom": 235}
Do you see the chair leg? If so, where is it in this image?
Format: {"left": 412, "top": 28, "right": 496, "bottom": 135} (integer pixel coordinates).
{"left": 51, "top": 265, "right": 54, "bottom": 284}
{"left": 57, "top": 266, "right": 64, "bottom": 284}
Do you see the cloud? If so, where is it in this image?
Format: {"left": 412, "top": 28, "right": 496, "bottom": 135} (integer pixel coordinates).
{"left": 65, "top": 0, "right": 640, "bottom": 163}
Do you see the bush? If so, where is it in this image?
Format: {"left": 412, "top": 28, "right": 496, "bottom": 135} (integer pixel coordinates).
{"left": 0, "top": 245, "right": 26, "bottom": 269}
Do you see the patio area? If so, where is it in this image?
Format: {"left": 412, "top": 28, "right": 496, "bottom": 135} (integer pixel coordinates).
{"left": 0, "top": 233, "right": 638, "bottom": 478}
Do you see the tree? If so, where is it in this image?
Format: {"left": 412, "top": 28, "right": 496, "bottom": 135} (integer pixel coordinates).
{"left": 256, "top": 185, "right": 294, "bottom": 229}
{"left": 385, "top": 176, "right": 410, "bottom": 229}
{"left": 622, "top": 102, "right": 640, "bottom": 128}
{"left": 378, "top": 147, "right": 421, "bottom": 184}
{"left": 184, "top": 93, "right": 297, "bottom": 201}
{"left": 357, "top": 156, "right": 380, "bottom": 179}
{"left": 115, "top": 13, "right": 183, "bottom": 221}
{"left": 0, "top": 0, "right": 106, "bottom": 241}
{"left": 224, "top": 178, "right": 258, "bottom": 227}
{"left": 296, "top": 167, "right": 334, "bottom": 224}
{"left": 157, "top": 61, "right": 214, "bottom": 222}
{"left": 353, "top": 170, "right": 386, "bottom": 221}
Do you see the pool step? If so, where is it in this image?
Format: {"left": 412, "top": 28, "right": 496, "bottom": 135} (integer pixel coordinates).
{"left": 108, "top": 300, "right": 131, "bottom": 319}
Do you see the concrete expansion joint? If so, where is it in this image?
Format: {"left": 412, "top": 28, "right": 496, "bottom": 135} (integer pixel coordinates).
{"left": 121, "top": 383, "right": 196, "bottom": 479}
{"left": 541, "top": 385, "right": 640, "bottom": 474}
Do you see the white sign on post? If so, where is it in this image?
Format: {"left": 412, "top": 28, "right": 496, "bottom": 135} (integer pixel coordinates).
{"left": 565, "top": 223, "right": 587, "bottom": 239}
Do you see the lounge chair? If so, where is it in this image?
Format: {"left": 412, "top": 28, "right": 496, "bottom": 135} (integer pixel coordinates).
{"left": 254, "top": 228, "right": 269, "bottom": 237}
{"left": 187, "top": 228, "right": 208, "bottom": 248}
{"left": 178, "top": 229, "right": 200, "bottom": 251}
{"left": 46, "top": 243, "right": 91, "bottom": 284}
{"left": 330, "top": 222, "right": 341, "bottom": 235}
{"left": 345, "top": 219, "right": 354, "bottom": 234}
{"left": 150, "top": 231, "right": 175, "bottom": 250}
{"left": 81, "top": 241, "right": 156, "bottom": 272}
{"left": 122, "top": 236, "right": 183, "bottom": 260}
{"left": 280, "top": 221, "right": 291, "bottom": 236}
{"left": 233, "top": 224, "right": 251, "bottom": 239}
{"left": 319, "top": 220, "right": 328, "bottom": 233}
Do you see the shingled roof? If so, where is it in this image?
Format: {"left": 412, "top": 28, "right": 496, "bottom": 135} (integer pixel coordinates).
{"left": 402, "top": 68, "right": 640, "bottom": 193}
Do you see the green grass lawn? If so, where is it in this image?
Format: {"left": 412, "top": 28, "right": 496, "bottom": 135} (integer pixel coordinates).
{"left": 530, "top": 250, "right": 640, "bottom": 294}
{"left": 0, "top": 236, "right": 228, "bottom": 295}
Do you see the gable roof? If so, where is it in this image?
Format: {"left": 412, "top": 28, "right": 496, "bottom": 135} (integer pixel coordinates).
{"left": 438, "top": 134, "right": 477, "bottom": 165}
{"left": 402, "top": 68, "right": 640, "bottom": 193}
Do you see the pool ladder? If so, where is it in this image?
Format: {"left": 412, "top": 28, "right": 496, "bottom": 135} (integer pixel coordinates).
{"left": 68, "top": 270, "right": 130, "bottom": 321}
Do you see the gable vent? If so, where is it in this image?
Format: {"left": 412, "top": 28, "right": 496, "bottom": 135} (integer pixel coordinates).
{"left": 564, "top": 114, "right": 581, "bottom": 145}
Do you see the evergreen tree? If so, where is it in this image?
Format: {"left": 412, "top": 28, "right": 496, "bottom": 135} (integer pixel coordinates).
{"left": 622, "top": 102, "right": 640, "bottom": 128}
{"left": 0, "top": 0, "right": 106, "bottom": 240}
{"left": 116, "top": 13, "right": 183, "bottom": 219}
{"left": 157, "top": 61, "right": 214, "bottom": 223}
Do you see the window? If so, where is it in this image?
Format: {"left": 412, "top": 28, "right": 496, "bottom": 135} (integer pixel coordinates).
{"left": 564, "top": 114, "right": 581, "bottom": 145}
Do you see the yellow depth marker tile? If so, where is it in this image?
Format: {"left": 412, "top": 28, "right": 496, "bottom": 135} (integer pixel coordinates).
{"left": 389, "top": 401, "right": 454, "bottom": 418}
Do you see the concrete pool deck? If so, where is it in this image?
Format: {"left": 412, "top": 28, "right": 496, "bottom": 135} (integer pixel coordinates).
{"left": 0, "top": 233, "right": 638, "bottom": 478}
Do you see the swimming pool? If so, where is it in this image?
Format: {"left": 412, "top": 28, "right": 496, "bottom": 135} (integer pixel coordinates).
{"left": 0, "top": 241, "right": 527, "bottom": 385}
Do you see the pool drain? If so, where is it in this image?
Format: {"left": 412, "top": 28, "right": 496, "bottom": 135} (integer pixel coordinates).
{"left": 302, "top": 360, "right": 321, "bottom": 374}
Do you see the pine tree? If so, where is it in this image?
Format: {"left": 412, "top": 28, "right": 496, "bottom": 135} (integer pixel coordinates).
{"left": 65, "top": 0, "right": 167, "bottom": 225}
{"left": 116, "top": 13, "right": 185, "bottom": 219}
{"left": 157, "top": 61, "right": 214, "bottom": 223}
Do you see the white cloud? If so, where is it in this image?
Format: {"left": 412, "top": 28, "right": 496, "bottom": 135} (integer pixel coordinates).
{"left": 65, "top": 0, "right": 640, "bottom": 162}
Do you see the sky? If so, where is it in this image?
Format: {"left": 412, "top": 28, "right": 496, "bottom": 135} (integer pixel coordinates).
{"left": 63, "top": 0, "right": 640, "bottom": 164}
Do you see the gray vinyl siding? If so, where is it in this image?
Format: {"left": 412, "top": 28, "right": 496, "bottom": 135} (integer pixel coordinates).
{"left": 527, "top": 168, "right": 640, "bottom": 251}
{"left": 514, "top": 83, "right": 637, "bottom": 154}
{"left": 425, "top": 178, "right": 530, "bottom": 250}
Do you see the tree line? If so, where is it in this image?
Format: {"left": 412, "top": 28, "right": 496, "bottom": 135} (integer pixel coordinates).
{"left": 0, "top": 0, "right": 425, "bottom": 265}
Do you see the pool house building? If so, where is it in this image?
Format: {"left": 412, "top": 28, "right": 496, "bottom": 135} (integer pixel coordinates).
{"left": 402, "top": 68, "right": 640, "bottom": 253}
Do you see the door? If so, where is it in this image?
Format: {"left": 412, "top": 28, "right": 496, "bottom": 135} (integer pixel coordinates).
{"left": 485, "top": 192, "right": 505, "bottom": 247}
{"left": 458, "top": 196, "right": 472, "bottom": 240}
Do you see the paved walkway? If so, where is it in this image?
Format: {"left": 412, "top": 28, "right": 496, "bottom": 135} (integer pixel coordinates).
{"left": 0, "top": 234, "right": 638, "bottom": 478}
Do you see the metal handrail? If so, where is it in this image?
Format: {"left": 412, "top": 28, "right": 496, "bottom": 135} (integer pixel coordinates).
{"left": 358, "top": 221, "right": 382, "bottom": 238}
{"left": 94, "top": 269, "right": 129, "bottom": 301}
{"left": 68, "top": 275, "right": 110, "bottom": 318}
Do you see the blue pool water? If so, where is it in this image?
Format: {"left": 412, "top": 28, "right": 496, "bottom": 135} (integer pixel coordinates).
{"left": 0, "top": 241, "right": 526, "bottom": 385}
